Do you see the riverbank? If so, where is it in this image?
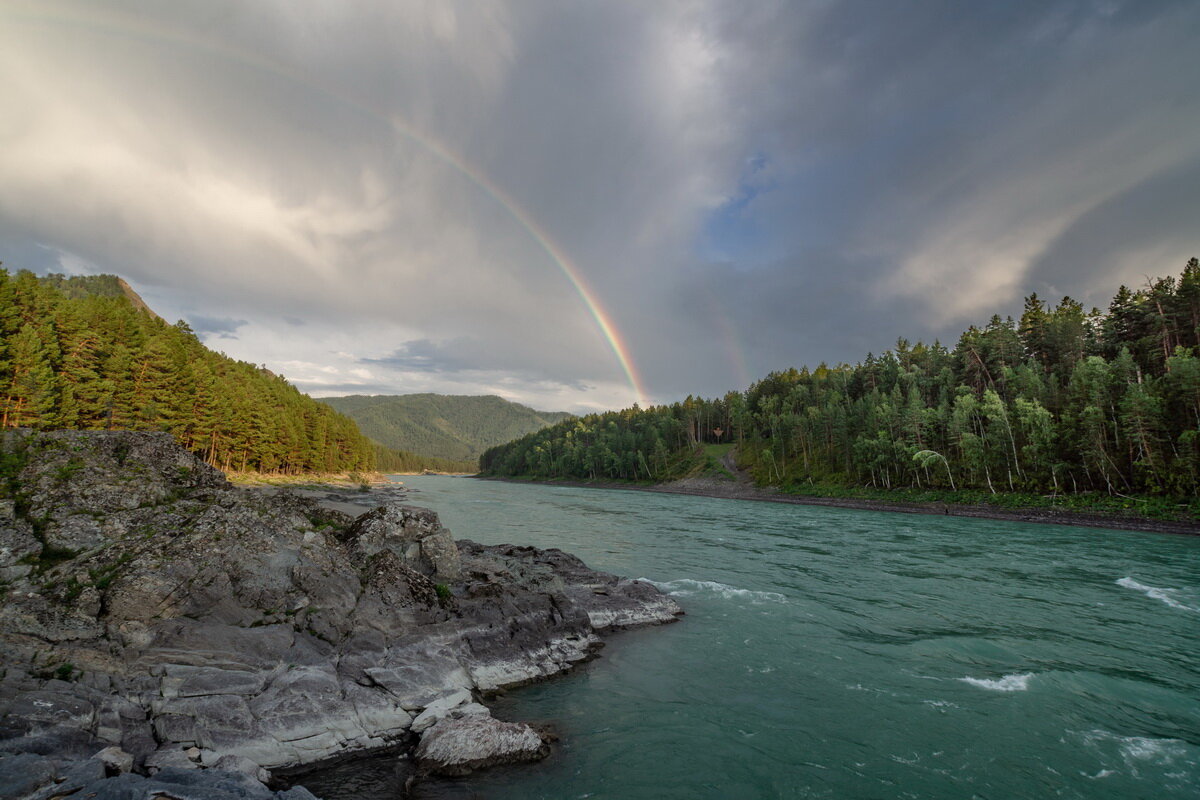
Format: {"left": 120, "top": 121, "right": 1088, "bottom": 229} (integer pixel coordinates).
{"left": 225, "top": 470, "right": 397, "bottom": 489}
{"left": 0, "top": 430, "right": 682, "bottom": 798}
{"left": 477, "top": 474, "right": 1200, "bottom": 536}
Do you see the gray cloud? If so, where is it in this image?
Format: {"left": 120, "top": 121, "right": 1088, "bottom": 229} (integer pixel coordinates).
{"left": 0, "top": 238, "right": 67, "bottom": 275}
{"left": 188, "top": 315, "right": 247, "bottom": 339}
{"left": 364, "top": 339, "right": 463, "bottom": 373}
{"left": 1, "top": 0, "right": 1197, "bottom": 411}
{"left": 365, "top": 338, "right": 591, "bottom": 391}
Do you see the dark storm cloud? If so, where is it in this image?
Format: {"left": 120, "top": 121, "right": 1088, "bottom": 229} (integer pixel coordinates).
{"left": 1, "top": 0, "right": 1197, "bottom": 411}
{"left": 364, "top": 339, "right": 456, "bottom": 373}
{"left": 366, "top": 339, "right": 591, "bottom": 391}
{"left": 1026, "top": 156, "right": 1200, "bottom": 307}
{"left": 188, "top": 315, "right": 247, "bottom": 339}
{"left": 0, "top": 238, "right": 67, "bottom": 275}
{"left": 626, "top": 0, "right": 1200, "bottom": 397}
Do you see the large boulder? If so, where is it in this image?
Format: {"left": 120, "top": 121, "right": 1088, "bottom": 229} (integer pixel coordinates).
{"left": 415, "top": 714, "right": 550, "bottom": 776}
{"left": 344, "top": 505, "right": 462, "bottom": 581}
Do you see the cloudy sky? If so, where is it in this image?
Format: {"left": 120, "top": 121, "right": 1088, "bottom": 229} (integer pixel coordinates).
{"left": 2, "top": 0, "right": 1198, "bottom": 413}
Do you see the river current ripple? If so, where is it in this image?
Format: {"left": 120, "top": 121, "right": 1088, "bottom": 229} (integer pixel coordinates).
{"left": 331, "top": 477, "right": 1200, "bottom": 800}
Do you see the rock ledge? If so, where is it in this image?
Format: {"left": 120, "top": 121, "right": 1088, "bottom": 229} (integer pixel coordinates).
{"left": 0, "top": 430, "right": 681, "bottom": 797}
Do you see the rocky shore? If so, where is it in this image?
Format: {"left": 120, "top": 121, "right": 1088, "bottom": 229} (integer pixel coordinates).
{"left": 0, "top": 430, "right": 681, "bottom": 799}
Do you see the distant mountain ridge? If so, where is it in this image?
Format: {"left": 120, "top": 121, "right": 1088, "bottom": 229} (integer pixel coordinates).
{"left": 321, "top": 393, "right": 573, "bottom": 464}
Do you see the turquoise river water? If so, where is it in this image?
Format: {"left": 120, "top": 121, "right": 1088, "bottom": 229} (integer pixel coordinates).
{"left": 315, "top": 476, "right": 1199, "bottom": 799}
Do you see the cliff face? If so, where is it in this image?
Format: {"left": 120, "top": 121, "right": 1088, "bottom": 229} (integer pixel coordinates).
{"left": 0, "top": 430, "right": 680, "bottom": 796}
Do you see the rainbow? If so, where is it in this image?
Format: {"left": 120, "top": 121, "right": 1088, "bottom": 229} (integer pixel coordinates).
{"left": 3, "top": 2, "right": 650, "bottom": 407}
{"left": 387, "top": 117, "right": 650, "bottom": 407}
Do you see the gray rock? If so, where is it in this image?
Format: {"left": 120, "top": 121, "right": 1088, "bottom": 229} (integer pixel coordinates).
{"left": 161, "top": 665, "right": 267, "bottom": 698}
{"left": 6, "top": 691, "right": 97, "bottom": 731}
{"left": 95, "top": 744, "right": 134, "bottom": 774}
{"left": 448, "top": 702, "right": 491, "bottom": 720}
{"left": 415, "top": 715, "right": 550, "bottom": 776}
{"left": 97, "top": 765, "right": 299, "bottom": 799}
{"left": 212, "top": 753, "right": 272, "bottom": 785}
{"left": 409, "top": 688, "right": 473, "bottom": 733}
{"left": 0, "top": 752, "right": 57, "bottom": 799}
{"left": 345, "top": 505, "right": 462, "bottom": 580}
{"left": 28, "top": 757, "right": 105, "bottom": 800}
{"left": 0, "top": 430, "right": 680, "bottom": 779}
{"left": 0, "top": 505, "right": 38, "bottom": 576}
{"left": 144, "top": 745, "right": 200, "bottom": 774}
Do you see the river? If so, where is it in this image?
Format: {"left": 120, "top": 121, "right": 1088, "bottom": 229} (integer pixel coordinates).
{"left": 319, "top": 476, "right": 1200, "bottom": 799}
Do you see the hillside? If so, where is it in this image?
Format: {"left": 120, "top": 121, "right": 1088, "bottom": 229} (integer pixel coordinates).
{"left": 0, "top": 268, "right": 375, "bottom": 473}
{"left": 323, "top": 393, "right": 572, "bottom": 463}
{"left": 481, "top": 258, "right": 1200, "bottom": 520}
{"left": 36, "top": 272, "right": 163, "bottom": 318}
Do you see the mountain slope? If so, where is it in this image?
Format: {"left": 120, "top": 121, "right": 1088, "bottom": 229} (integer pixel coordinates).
{"left": 322, "top": 393, "right": 573, "bottom": 463}
{"left": 0, "top": 268, "right": 375, "bottom": 473}
{"left": 36, "top": 273, "right": 162, "bottom": 318}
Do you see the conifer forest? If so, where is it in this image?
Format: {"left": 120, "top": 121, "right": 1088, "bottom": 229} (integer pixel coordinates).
{"left": 482, "top": 260, "right": 1200, "bottom": 505}
{"left": 0, "top": 269, "right": 376, "bottom": 473}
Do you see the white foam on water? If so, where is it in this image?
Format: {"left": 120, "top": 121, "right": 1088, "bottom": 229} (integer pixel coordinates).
{"left": 1116, "top": 577, "right": 1199, "bottom": 612}
{"left": 1119, "top": 736, "right": 1190, "bottom": 763}
{"left": 640, "top": 578, "right": 787, "bottom": 604}
{"left": 959, "top": 672, "right": 1035, "bottom": 692}
{"left": 1076, "top": 729, "right": 1198, "bottom": 774}
{"left": 923, "top": 699, "right": 958, "bottom": 710}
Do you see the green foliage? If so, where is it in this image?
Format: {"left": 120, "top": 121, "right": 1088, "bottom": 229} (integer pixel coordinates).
{"left": 324, "top": 393, "right": 572, "bottom": 464}
{"left": 372, "top": 442, "right": 477, "bottom": 474}
{"left": 53, "top": 458, "right": 85, "bottom": 483}
{"left": 32, "top": 661, "right": 77, "bottom": 682}
{"left": 62, "top": 577, "right": 84, "bottom": 602}
{"left": 434, "top": 583, "right": 452, "bottom": 602}
{"left": 702, "top": 443, "right": 735, "bottom": 477}
{"left": 305, "top": 511, "right": 349, "bottom": 537}
{"left": 89, "top": 552, "right": 133, "bottom": 591}
{"left": 23, "top": 542, "right": 78, "bottom": 571}
{"left": 482, "top": 259, "right": 1200, "bottom": 519}
{"left": 0, "top": 435, "right": 28, "bottom": 499}
{"left": 0, "top": 268, "right": 376, "bottom": 474}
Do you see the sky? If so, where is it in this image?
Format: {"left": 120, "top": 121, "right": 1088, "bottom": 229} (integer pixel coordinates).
{"left": 2, "top": 0, "right": 1199, "bottom": 414}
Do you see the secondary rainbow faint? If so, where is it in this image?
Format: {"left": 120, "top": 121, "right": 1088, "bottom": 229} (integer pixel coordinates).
{"left": 4, "top": 1, "right": 650, "bottom": 409}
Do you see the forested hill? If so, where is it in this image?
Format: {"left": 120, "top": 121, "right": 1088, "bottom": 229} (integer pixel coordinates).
{"left": 322, "top": 393, "right": 572, "bottom": 464}
{"left": 481, "top": 259, "right": 1200, "bottom": 510}
{"left": 36, "top": 273, "right": 162, "bottom": 318}
{"left": 0, "top": 268, "right": 375, "bottom": 473}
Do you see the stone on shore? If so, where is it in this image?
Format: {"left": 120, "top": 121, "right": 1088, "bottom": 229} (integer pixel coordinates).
{"left": 95, "top": 745, "right": 135, "bottom": 774}
{"left": 415, "top": 714, "right": 550, "bottom": 776}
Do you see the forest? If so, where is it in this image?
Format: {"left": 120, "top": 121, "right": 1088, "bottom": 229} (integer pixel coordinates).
{"left": 372, "top": 443, "right": 476, "bottom": 474}
{"left": 0, "top": 268, "right": 376, "bottom": 474}
{"left": 322, "top": 393, "right": 571, "bottom": 464}
{"left": 481, "top": 260, "right": 1200, "bottom": 507}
